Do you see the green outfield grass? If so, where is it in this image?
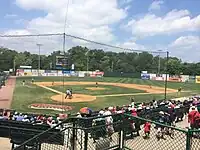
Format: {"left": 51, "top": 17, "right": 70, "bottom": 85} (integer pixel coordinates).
{"left": 11, "top": 76, "right": 200, "bottom": 114}
{"left": 50, "top": 84, "right": 146, "bottom": 96}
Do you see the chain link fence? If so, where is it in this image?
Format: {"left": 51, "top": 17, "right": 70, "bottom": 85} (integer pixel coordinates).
{"left": 13, "top": 114, "right": 123, "bottom": 150}
{"left": 123, "top": 114, "right": 187, "bottom": 150}
{"left": 189, "top": 129, "right": 200, "bottom": 150}
{"left": 12, "top": 114, "right": 200, "bottom": 150}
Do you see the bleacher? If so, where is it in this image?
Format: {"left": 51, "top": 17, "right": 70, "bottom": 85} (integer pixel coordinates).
{"left": 0, "top": 119, "right": 64, "bottom": 149}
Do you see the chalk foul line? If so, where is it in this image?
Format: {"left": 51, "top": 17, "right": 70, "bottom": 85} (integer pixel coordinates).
{"left": 37, "top": 85, "right": 64, "bottom": 95}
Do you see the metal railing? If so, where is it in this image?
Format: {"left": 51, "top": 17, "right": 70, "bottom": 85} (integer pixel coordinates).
{"left": 11, "top": 114, "right": 200, "bottom": 150}
{"left": 13, "top": 114, "right": 123, "bottom": 150}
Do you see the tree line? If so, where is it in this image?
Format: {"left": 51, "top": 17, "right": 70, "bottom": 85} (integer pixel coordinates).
{"left": 0, "top": 46, "right": 200, "bottom": 75}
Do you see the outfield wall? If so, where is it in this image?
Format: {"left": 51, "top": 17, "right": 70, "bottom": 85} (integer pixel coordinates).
{"left": 140, "top": 73, "right": 198, "bottom": 83}
{"left": 16, "top": 69, "right": 104, "bottom": 77}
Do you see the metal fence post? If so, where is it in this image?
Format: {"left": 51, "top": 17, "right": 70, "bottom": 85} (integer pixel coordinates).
{"left": 72, "top": 121, "right": 76, "bottom": 150}
{"left": 120, "top": 115, "right": 125, "bottom": 149}
{"left": 186, "top": 129, "right": 191, "bottom": 150}
{"left": 84, "top": 129, "right": 88, "bottom": 150}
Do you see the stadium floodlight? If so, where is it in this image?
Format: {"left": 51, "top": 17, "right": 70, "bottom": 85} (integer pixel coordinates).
{"left": 36, "top": 43, "right": 43, "bottom": 76}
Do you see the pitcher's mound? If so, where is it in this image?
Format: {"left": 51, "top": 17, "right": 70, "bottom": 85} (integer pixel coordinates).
{"left": 51, "top": 94, "right": 96, "bottom": 102}
{"left": 86, "top": 87, "right": 106, "bottom": 91}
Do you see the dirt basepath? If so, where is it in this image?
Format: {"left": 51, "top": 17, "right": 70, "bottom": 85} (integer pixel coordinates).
{"left": 0, "top": 77, "right": 16, "bottom": 109}
{"left": 36, "top": 82, "right": 177, "bottom": 94}
{"left": 34, "top": 81, "right": 177, "bottom": 103}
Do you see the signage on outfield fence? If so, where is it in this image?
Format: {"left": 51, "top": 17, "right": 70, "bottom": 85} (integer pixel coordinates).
{"left": 62, "top": 70, "right": 71, "bottom": 74}
{"left": 196, "top": 76, "right": 200, "bottom": 83}
{"left": 141, "top": 73, "right": 150, "bottom": 80}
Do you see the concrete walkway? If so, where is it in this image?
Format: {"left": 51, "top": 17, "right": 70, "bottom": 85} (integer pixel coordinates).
{"left": 0, "top": 77, "right": 16, "bottom": 109}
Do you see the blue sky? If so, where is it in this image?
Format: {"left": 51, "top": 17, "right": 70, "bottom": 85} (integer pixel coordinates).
{"left": 0, "top": 0, "right": 200, "bottom": 62}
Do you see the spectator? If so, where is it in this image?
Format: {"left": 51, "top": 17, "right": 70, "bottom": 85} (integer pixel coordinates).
{"left": 131, "top": 108, "right": 137, "bottom": 117}
{"left": 144, "top": 121, "right": 151, "bottom": 139}
{"left": 153, "top": 100, "right": 158, "bottom": 108}
{"left": 22, "top": 115, "right": 30, "bottom": 122}
{"left": 16, "top": 113, "right": 24, "bottom": 121}
{"left": 188, "top": 106, "right": 198, "bottom": 129}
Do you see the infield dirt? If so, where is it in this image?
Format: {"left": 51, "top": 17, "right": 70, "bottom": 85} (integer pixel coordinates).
{"left": 35, "top": 82, "right": 177, "bottom": 103}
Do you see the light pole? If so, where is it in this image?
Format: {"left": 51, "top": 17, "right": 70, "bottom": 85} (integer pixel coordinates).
{"left": 158, "top": 50, "right": 162, "bottom": 75}
{"left": 36, "top": 43, "right": 42, "bottom": 76}
{"left": 85, "top": 50, "right": 89, "bottom": 75}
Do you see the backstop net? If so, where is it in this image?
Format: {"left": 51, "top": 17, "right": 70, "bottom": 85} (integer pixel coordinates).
{"left": 0, "top": 33, "right": 171, "bottom": 112}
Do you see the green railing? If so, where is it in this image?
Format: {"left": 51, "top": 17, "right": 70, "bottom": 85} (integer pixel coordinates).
{"left": 11, "top": 114, "right": 200, "bottom": 150}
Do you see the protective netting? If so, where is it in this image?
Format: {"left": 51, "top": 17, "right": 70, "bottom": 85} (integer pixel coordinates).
{"left": 13, "top": 114, "right": 122, "bottom": 150}
{"left": 123, "top": 116, "right": 187, "bottom": 150}
{"left": 0, "top": 33, "right": 167, "bottom": 75}
{"left": 11, "top": 114, "right": 200, "bottom": 150}
{"left": 190, "top": 130, "right": 200, "bottom": 150}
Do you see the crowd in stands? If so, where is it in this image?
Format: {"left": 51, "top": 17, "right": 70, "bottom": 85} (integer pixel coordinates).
{"left": 1, "top": 95, "right": 200, "bottom": 141}
{"left": 0, "top": 110, "right": 67, "bottom": 129}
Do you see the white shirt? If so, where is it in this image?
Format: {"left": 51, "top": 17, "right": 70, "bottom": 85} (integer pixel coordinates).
{"left": 103, "top": 110, "right": 113, "bottom": 124}
{"left": 66, "top": 90, "right": 71, "bottom": 94}
{"left": 153, "top": 101, "right": 158, "bottom": 108}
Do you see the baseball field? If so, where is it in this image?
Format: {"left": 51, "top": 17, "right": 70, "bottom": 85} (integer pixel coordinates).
{"left": 11, "top": 76, "right": 200, "bottom": 114}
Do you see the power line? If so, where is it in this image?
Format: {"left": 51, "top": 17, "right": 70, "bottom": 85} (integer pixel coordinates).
{"left": 0, "top": 33, "right": 63, "bottom": 38}
{"left": 65, "top": 34, "right": 167, "bottom": 54}
{"left": 0, "top": 33, "right": 168, "bottom": 54}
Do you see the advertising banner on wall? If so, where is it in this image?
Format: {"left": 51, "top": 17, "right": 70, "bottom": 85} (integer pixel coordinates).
{"left": 90, "top": 71, "right": 104, "bottom": 77}
{"left": 16, "top": 69, "right": 24, "bottom": 76}
{"left": 168, "top": 77, "right": 181, "bottom": 82}
{"left": 57, "top": 70, "right": 63, "bottom": 76}
{"left": 32, "top": 69, "right": 38, "bottom": 76}
{"left": 78, "top": 71, "right": 85, "bottom": 77}
{"left": 24, "top": 72, "right": 32, "bottom": 76}
{"left": 167, "top": 75, "right": 181, "bottom": 82}
{"left": 149, "top": 74, "right": 156, "bottom": 80}
{"left": 152, "top": 76, "right": 164, "bottom": 81}
{"left": 181, "top": 75, "right": 189, "bottom": 82}
{"left": 196, "top": 76, "right": 200, "bottom": 83}
{"left": 141, "top": 73, "right": 150, "bottom": 80}
{"left": 24, "top": 69, "right": 32, "bottom": 73}
{"left": 46, "top": 73, "right": 57, "bottom": 76}
{"left": 70, "top": 71, "right": 78, "bottom": 77}
{"left": 188, "top": 76, "right": 195, "bottom": 83}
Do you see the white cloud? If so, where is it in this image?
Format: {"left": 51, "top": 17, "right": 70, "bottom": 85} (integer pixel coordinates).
{"left": 4, "top": 14, "right": 18, "bottom": 19}
{"left": 124, "top": 9, "right": 200, "bottom": 37}
{"left": 170, "top": 36, "right": 200, "bottom": 47}
{"left": 169, "top": 36, "right": 200, "bottom": 62}
{"left": 148, "top": 0, "right": 164, "bottom": 11}
{"left": 15, "top": 0, "right": 127, "bottom": 43}
{"left": 0, "top": 0, "right": 130, "bottom": 54}
{"left": 117, "top": 39, "right": 146, "bottom": 52}
{"left": 4, "top": 29, "right": 31, "bottom": 35}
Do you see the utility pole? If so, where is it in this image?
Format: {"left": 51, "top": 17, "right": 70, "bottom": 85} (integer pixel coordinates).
{"left": 158, "top": 50, "right": 162, "bottom": 75}
{"left": 164, "top": 51, "right": 169, "bottom": 100}
{"left": 36, "top": 43, "right": 42, "bottom": 76}
{"left": 85, "top": 50, "right": 89, "bottom": 75}
{"left": 111, "top": 61, "right": 114, "bottom": 72}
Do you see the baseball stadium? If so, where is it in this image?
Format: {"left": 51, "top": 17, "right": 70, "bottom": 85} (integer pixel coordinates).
{"left": 0, "top": 1, "right": 200, "bottom": 149}
{"left": 0, "top": 33, "right": 200, "bottom": 150}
